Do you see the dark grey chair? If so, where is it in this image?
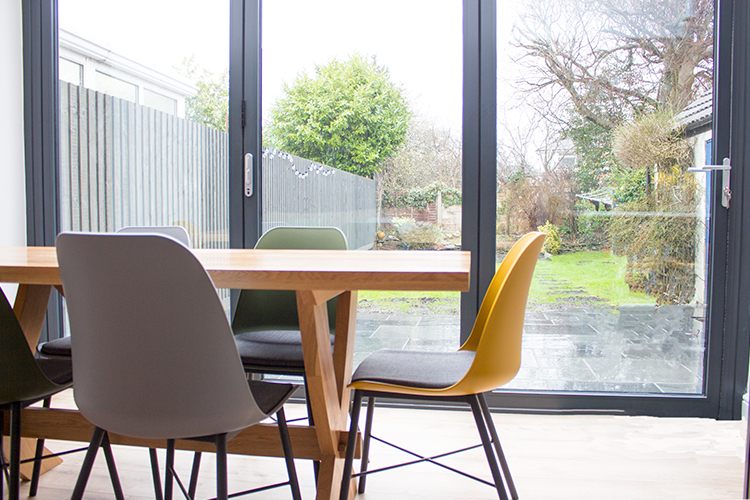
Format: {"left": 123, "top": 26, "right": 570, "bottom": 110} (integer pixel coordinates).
{"left": 56, "top": 232, "right": 301, "bottom": 500}
{"left": 0, "top": 288, "right": 74, "bottom": 500}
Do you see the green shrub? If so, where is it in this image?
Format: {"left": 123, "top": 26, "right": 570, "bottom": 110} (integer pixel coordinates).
{"left": 538, "top": 221, "right": 562, "bottom": 255}
{"left": 384, "top": 182, "right": 461, "bottom": 209}
{"left": 608, "top": 173, "right": 698, "bottom": 305}
{"left": 392, "top": 217, "right": 443, "bottom": 249}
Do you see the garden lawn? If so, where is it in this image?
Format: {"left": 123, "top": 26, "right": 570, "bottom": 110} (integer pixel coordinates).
{"left": 528, "top": 250, "right": 654, "bottom": 309}
{"left": 358, "top": 250, "right": 654, "bottom": 315}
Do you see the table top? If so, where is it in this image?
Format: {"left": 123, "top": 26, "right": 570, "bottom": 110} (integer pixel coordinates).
{"left": 0, "top": 246, "right": 471, "bottom": 292}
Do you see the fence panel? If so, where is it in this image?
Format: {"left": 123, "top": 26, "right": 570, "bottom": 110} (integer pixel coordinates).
{"left": 261, "top": 149, "right": 377, "bottom": 250}
{"left": 59, "top": 82, "right": 376, "bottom": 253}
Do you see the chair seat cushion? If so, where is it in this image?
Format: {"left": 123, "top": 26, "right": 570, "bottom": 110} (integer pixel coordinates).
{"left": 351, "top": 349, "right": 475, "bottom": 390}
{"left": 34, "top": 354, "right": 73, "bottom": 386}
{"left": 247, "top": 380, "right": 296, "bottom": 416}
{"left": 234, "top": 330, "right": 334, "bottom": 372}
{"left": 37, "top": 336, "right": 72, "bottom": 357}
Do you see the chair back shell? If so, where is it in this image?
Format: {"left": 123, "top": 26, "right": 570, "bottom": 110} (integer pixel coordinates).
{"left": 232, "top": 226, "right": 348, "bottom": 333}
{"left": 454, "top": 232, "right": 545, "bottom": 395}
{"left": 117, "top": 225, "right": 191, "bottom": 247}
{"left": 57, "top": 232, "right": 265, "bottom": 439}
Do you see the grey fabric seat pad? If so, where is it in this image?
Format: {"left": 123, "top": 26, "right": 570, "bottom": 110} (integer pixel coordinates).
{"left": 234, "top": 330, "right": 334, "bottom": 370}
{"left": 34, "top": 354, "right": 73, "bottom": 386}
{"left": 38, "top": 336, "right": 72, "bottom": 357}
{"left": 351, "top": 349, "right": 475, "bottom": 390}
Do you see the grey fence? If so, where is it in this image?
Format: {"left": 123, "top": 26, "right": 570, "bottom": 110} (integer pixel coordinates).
{"left": 261, "top": 149, "right": 377, "bottom": 250}
{"left": 59, "top": 81, "right": 229, "bottom": 249}
{"left": 58, "top": 81, "right": 377, "bottom": 251}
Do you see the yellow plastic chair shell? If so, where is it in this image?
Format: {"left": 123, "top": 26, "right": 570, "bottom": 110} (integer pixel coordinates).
{"left": 340, "top": 231, "right": 545, "bottom": 500}
{"left": 350, "top": 231, "right": 545, "bottom": 397}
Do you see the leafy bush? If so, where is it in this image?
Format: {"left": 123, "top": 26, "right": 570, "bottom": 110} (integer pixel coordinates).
{"left": 538, "top": 221, "right": 562, "bottom": 255}
{"left": 384, "top": 181, "right": 461, "bottom": 209}
{"left": 567, "top": 199, "right": 610, "bottom": 251}
{"left": 392, "top": 217, "right": 443, "bottom": 249}
{"left": 608, "top": 172, "right": 699, "bottom": 305}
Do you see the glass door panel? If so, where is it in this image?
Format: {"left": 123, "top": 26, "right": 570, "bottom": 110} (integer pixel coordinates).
{"left": 57, "top": 0, "right": 231, "bottom": 310}
{"left": 262, "top": 0, "right": 463, "bottom": 368}
{"left": 496, "top": 0, "right": 713, "bottom": 394}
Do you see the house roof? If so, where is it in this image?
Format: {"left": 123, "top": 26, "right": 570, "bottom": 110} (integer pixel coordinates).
{"left": 675, "top": 94, "right": 712, "bottom": 131}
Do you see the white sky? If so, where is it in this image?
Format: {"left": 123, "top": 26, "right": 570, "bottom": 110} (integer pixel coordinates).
{"left": 59, "top": 0, "right": 526, "bottom": 135}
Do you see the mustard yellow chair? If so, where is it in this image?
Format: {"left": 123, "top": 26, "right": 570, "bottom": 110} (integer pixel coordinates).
{"left": 339, "top": 232, "right": 546, "bottom": 500}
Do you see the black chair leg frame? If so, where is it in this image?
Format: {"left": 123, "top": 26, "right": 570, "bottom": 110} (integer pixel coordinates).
{"left": 1, "top": 399, "right": 88, "bottom": 500}
{"left": 72, "top": 427, "right": 125, "bottom": 500}
{"left": 71, "top": 411, "right": 301, "bottom": 500}
{"left": 340, "top": 390, "right": 518, "bottom": 500}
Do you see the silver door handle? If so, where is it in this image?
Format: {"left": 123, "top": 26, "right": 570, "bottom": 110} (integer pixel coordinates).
{"left": 244, "top": 153, "right": 253, "bottom": 197}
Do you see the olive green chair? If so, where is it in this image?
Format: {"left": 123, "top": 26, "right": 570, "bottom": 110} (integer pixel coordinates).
{"left": 232, "top": 226, "right": 348, "bottom": 375}
{"left": 0, "top": 288, "right": 75, "bottom": 500}
{"left": 232, "top": 226, "right": 348, "bottom": 479}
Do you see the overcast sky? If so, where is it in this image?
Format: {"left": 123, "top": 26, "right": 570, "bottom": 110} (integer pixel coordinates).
{"left": 59, "top": 0, "right": 528, "bottom": 135}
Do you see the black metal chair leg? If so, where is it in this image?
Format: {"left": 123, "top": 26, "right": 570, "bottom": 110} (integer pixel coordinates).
{"left": 165, "top": 439, "right": 176, "bottom": 500}
{"left": 340, "top": 390, "right": 363, "bottom": 500}
{"left": 479, "top": 394, "right": 518, "bottom": 500}
{"left": 149, "top": 448, "right": 165, "bottom": 500}
{"left": 1, "top": 409, "right": 5, "bottom": 500}
{"left": 101, "top": 432, "right": 125, "bottom": 500}
{"left": 277, "top": 407, "right": 302, "bottom": 500}
{"left": 469, "top": 396, "right": 509, "bottom": 500}
{"left": 72, "top": 427, "right": 107, "bottom": 500}
{"left": 358, "top": 395, "right": 376, "bottom": 494}
{"left": 188, "top": 451, "right": 202, "bottom": 499}
{"left": 9, "top": 402, "right": 22, "bottom": 500}
{"left": 215, "top": 434, "right": 228, "bottom": 500}
{"left": 28, "top": 397, "right": 52, "bottom": 497}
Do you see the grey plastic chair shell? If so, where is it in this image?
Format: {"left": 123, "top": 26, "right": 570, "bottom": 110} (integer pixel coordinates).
{"left": 57, "top": 232, "right": 267, "bottom": 439}
{"left": 37, "top": 225, "right": 191, "bottom": 359}
{"left": 116, "top": 225, "right": 191, "bottom": 247}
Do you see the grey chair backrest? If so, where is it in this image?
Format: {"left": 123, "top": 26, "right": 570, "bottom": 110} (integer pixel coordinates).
{"left": 117, "top": 225, "right": 191, "bottom": 247}
{"left": 57, "top": 232, "right": 266, "bottom": 439}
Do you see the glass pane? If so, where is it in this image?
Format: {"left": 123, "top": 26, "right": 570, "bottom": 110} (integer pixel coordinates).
{"left": 262, "top": 0, "right": 463, "bottom": 369}
{"left": 497, "top": 0, "right": 713, "bottom": 394}
{"left": 58, "top": 0, "right": 231, "bottom": 309}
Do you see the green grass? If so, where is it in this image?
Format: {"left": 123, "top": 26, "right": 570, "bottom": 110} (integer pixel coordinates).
{"left": 357, "top": 250, "right": 654, "bottom": 314}
{"left": 357, "top": 290, "right": 460, "bottom": 315}
{"left": 528, "top": 250, "right": 654, "bottom": 310}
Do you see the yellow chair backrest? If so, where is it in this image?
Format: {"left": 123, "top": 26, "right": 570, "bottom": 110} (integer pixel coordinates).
{"left": 451, "top": 232, "right": 545, "bottom": 396}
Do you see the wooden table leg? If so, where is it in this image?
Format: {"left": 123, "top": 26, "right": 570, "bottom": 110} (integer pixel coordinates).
{"left": 13, "top": 284, "right": 52, "bottom": 351}
{"left": 297, "top": 290, "right": 357, "bottom": 500}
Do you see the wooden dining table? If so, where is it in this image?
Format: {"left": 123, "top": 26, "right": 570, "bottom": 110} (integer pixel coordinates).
{"left": 0, "top": 245, "right": 471, "bottom": 500}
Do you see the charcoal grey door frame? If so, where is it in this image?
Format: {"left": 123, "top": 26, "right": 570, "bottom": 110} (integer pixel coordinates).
{"left": 23, "top": 0, "right": 748, "bottom": 418}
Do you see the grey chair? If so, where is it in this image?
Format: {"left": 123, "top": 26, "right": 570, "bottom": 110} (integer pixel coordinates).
{"left": 0, "top": 288, "right": 75, "bottom": 500}
{"left": 56, "top": 232, "right": 301, "bottom": 500}
{"left": 37, "top": 225, "right": 191, "bottom": 359}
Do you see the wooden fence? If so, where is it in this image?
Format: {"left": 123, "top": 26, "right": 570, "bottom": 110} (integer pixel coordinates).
{"left": 58, "top": 82, "right": 377, "bottom": 251}
{"left": 59, "top": 82, "right": 229, "bottom": 249}
{"left": 262, "top": 149, "right": 377, "bottom": 250}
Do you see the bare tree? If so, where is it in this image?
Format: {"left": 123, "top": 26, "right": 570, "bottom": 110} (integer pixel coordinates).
{"left": 513, "top": 0, "right": 713, "bottom": 130}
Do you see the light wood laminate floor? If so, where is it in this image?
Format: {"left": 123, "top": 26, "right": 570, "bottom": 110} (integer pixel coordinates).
{"left": 8, "top": 390, "right": 746, "bottom": 500}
